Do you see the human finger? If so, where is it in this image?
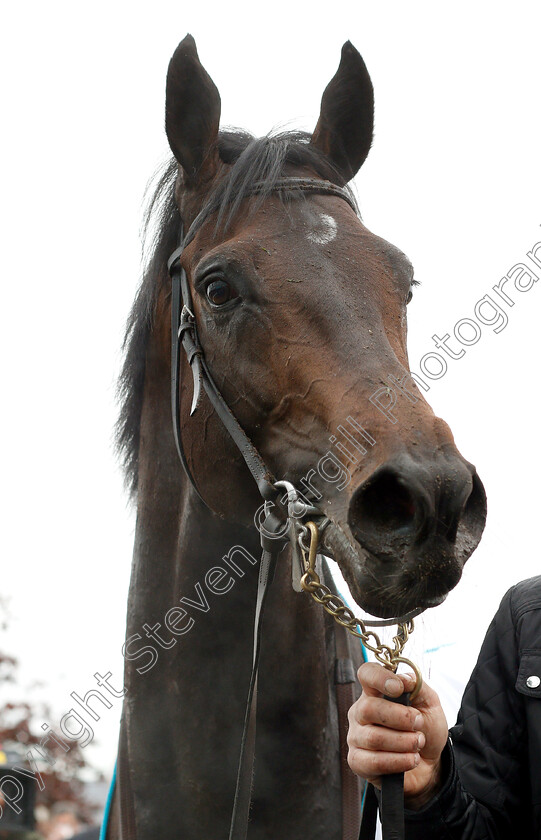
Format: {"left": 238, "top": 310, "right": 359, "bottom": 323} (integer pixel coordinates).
{"left": 348, "top": 722, "right": 426, "bottom": 755}
{"left": 349, "top": 693, "right": 422, "bottom": 733}
{"left": 348, "top": 744, "right": 420, "bottom": 784}
{"left": 356, "top": 661, "right": 414, "bottom": 698}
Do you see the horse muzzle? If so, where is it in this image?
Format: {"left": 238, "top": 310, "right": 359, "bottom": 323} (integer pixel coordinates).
{"left": 326, "top": 452, "right": 487, "bottom": 617}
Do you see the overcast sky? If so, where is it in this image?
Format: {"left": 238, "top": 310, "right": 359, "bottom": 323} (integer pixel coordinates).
{"left": 2, "top": 2, "right": 540, "bottom": 776}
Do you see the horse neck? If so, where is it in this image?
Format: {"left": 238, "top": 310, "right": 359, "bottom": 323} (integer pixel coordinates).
{"left": 121, "top": 338, "right": 345, "bottom": 838}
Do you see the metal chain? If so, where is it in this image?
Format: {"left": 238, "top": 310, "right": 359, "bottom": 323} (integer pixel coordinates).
{"left": 299, "top": 521, "right": 422, "bottom": 700}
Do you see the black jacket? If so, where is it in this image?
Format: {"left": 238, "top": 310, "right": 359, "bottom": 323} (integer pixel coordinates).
{"left": 405, "top": 575, "right": 541, "bottom": 838}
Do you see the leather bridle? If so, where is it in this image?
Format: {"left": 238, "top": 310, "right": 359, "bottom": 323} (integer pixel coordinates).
{"left": 166, "top": 176, "right": 415, "bottom": 840}
{"left": 167, "top": 176, "right": 358, "bottom": 512}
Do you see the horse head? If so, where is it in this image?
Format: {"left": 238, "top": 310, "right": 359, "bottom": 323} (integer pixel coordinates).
{"left": 161, "top": 35, "right": 486, "bottom": 619}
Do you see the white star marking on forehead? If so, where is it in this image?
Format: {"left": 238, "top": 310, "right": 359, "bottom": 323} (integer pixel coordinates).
{"left": 307, "top": 213, "right": 337, "bottom": 245}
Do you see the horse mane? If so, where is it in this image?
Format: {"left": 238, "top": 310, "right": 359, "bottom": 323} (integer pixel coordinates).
{"left": 116, "top": 129, "right": 358, "bottom": 496}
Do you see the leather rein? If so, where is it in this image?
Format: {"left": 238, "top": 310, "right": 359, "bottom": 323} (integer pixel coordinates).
{"left": 164, "top": 177, "right": 415, "bottom": 840}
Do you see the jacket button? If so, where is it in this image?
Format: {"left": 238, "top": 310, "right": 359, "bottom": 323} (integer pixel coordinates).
{"left": 526, "top": 675, "right": 541, "bottom": 688}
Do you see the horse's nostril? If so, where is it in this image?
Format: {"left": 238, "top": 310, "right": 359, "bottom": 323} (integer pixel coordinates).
{"left": 350, "top": 469, "right": 418, "bottom": 540}
{"left": 452, "top": 471, "right": 487, "bottom": 546}
{"left": 348, "top": 457, "right": 487, "bottom": 567}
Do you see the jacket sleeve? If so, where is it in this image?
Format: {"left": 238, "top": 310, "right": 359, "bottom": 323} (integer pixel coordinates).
{"left": 404, "top": 585, "right": 529, "bottom": 839}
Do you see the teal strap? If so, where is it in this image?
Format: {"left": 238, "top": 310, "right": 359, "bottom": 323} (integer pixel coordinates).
{"left": 99, "top": 762, "right": 117, "bottom": 840}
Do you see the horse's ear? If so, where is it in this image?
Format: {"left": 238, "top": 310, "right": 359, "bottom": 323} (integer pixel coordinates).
{"left": 165, "top": 34, "right": 221, "bottom": 184}
{"left": 311, "top": 41, "right": 374, "bottom": 184}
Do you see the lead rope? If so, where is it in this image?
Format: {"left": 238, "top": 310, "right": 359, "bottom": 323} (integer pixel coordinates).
{"left": 299, "top": 521, "right": 421, "bottom": 840}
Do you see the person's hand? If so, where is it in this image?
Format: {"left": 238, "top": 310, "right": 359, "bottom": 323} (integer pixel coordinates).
{"left": 347, "top": 662, "right": 449, "bottom": 808}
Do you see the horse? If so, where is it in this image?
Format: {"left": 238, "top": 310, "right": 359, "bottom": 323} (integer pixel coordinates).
{"left": 107, "top": 35, "right": 487, "bottom": 839}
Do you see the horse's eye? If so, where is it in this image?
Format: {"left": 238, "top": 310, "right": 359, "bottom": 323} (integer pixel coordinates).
{"left": 406, "top": 289, "right": 413, "bottom": 305}
{"left": 205, "top": 279, "right": 236, "bottom": 307}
